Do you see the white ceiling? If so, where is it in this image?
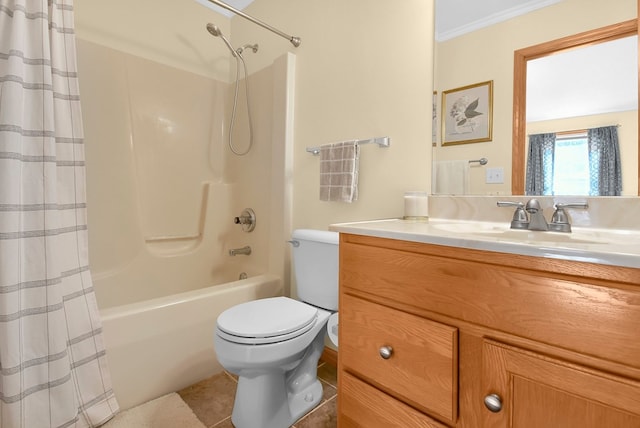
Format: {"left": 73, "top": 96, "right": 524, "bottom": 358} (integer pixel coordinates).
{"left": 193, "top": 0, "right": 254, "bottom": 18}
{"left": 527, "top": 36, "right": 638, "bottom": 122}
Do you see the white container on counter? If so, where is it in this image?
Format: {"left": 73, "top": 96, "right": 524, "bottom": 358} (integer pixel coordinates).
{"left": 403, "top": 191, "right": 429, "bottom": 220}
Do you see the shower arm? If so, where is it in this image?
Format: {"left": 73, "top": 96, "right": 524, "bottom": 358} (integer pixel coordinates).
{"left": 204, "top": 0, "right": 301, "bottom": 47}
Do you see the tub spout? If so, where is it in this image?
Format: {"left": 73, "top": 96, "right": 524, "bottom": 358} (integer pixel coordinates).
{"left": 229, "top": 246, "right": 252, "bottom": 256}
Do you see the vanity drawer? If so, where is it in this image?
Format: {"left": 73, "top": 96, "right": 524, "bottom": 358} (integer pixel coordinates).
{"left": 340, "top": 294, "right": 458, "bottom": 424}
{"left": 339, "top": 234, "right": 640, "bottom": 369}
{"left": 340, "top": 371, "right": 449, "bottom": 428}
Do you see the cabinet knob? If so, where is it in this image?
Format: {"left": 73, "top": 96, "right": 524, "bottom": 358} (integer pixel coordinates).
{"left": 484, "top": 393, "right": 503, "bottom": 413}
{"left": 379, "top": 346, "right": 393, "bottom": 359}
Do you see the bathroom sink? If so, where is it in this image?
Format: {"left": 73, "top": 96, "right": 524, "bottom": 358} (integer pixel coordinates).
{"left": 331, "top": 218, "right": 640, "bottom": 269}
{"left": 429, "top": 221, "right": 613, "bottom": 245}
{"left": 471, "top": 229, "right": 604, "bottom": 245}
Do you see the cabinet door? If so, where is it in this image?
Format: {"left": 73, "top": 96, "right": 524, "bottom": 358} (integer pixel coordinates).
{"left": 482, "top": 340, "right": 640, "bottom": 428}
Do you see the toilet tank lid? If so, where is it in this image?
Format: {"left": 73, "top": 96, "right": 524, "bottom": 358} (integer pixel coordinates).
{"left": 292, "top": 229, "right": 338, "bottom": 245}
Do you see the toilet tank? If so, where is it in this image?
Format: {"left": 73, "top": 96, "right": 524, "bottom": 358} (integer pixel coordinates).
{"left": 291, "top": 229, "right": 339, "bottom": 311}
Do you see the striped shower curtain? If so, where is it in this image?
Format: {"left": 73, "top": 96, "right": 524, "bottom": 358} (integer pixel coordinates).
{"left": 0, "top": 1, "right": 119, "bottom": 426}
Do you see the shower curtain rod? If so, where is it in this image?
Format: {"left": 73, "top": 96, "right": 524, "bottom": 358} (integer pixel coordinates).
{"left": 205, "top": 0, "right": 301, "bottom": 47}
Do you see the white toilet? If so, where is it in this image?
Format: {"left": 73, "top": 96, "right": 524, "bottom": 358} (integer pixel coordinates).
{"left": 213, "top": 229, "right": 339, "bottom": 428}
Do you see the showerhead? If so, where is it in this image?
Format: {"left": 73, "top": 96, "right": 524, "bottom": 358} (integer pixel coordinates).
{"left": 206, "top": 23, "right": 237, "bottom": 58}
{"left": 206, "top": 23, "right": 222, "bottom": 37}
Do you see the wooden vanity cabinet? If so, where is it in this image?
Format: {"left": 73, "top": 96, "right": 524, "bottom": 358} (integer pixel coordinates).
{"left": 336, "top": 233, "right": 640, "bottom": 427}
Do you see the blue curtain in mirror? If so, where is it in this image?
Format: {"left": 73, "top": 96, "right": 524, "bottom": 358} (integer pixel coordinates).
{"left": 588, "top": 126, "right": 622, "bottom": 196}
{"left": 525, "top": 133, "right": 556, "bottom": 195}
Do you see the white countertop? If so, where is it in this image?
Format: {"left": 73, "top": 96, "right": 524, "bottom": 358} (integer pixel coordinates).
{"left": 330, "top": 218, "right": 640, "bottom": 269}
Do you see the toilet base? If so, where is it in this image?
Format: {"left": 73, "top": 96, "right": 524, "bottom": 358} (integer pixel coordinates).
{"left": 231, "top": 373, "right": 323, "bottom": 428}
{"left": 229, "top": 331, "right": 327, "bottom": 428}
{"left": 288, "top": 378, "right": 323, "bottom": 424}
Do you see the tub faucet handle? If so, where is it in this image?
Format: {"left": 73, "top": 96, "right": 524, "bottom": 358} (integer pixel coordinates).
{"left": 233, "top": 208, "right": 256, "bottom": 232}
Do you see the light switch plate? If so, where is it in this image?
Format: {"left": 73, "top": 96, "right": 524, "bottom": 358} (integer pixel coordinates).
{"left": 486, "top": 167, "right": 504, "bottom": 184}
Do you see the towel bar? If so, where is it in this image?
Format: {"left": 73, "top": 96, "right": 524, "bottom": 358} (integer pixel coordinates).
{"left": 306, "top": 136, "right": 390, "bottom": 155}
{"left": 469, "top": 157, "right": 488, "bottom": 165}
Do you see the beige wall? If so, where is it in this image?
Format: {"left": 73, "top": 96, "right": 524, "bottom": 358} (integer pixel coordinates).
{"left": 234, "top": 0, "right": 436, "bottom": 229}
{"left": 435, "top": 0, "right": 637, "bottom": 195}
{"left": 75, "top": 0, "right": 234, "bottom": 82}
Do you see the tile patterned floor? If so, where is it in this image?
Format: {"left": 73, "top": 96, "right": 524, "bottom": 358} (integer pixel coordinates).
{"left": 178, "top": 362, "right": 337, "bottom": 428}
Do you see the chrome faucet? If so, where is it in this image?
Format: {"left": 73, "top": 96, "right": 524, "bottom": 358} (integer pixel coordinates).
{"left": 497, "top": 199, "right": 588, "bottom": 233}
{"left": 524, "top": 199, "right": 548, "bottom": 231}
{"left": 229, "top": 246, "right": 252, "bottom": 256}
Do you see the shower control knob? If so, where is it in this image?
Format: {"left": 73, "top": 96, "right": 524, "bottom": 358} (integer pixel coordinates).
{"left": 379, "top": 346, "right": 393, "bottom": 359}
{"left": 484, "top": 393, "right": 503, "bottom": 413}
{"left": 233, "top": 208, "right": 256, "bottom": 232}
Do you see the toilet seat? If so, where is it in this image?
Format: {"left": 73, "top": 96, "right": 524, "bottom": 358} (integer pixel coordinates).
{"left": 217, "top": 297, "right": 319, "bottom": 345}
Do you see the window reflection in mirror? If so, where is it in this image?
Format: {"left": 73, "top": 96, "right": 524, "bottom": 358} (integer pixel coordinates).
{"left": 512, "top": 19, "right": 639, "bottom": 196}
{"left": 526, "top": 128, "right": 622, "bottom": 196}
{"left": 523, "top": 35, "right": 635, "bottom": 196}
{"left": 552, "top": 133, "right": 590, "bottom": 195}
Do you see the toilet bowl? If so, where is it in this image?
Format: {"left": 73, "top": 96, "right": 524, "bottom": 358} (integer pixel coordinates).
{"left": 213, "top": 229, "right": 339, "bottom": 428}
{"left": 214, "top": 297, "right": 331, "bottom": 427}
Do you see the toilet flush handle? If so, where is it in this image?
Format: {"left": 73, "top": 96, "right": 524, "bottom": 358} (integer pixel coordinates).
{"left": 379, "top": 345, "right": 393, "bottom": 359}
{"left": 287, "top": 240, "right": 300, "bottom": 247}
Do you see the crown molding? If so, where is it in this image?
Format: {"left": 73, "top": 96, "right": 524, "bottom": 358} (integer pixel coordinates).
{"left": 436, "top": 0, "right": 563, "bottom": 42}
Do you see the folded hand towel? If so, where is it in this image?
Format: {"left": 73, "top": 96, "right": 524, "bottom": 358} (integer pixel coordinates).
{"left": 319, "top": 141, "right": 360, "bottom": 203}
{"left": 432, "top": 160, "right": 469, "bottom": 195}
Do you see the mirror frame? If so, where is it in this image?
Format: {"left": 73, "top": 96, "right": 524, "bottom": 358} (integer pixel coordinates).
{"left": 511, "top": 18, "right": 640, "bottom": 195}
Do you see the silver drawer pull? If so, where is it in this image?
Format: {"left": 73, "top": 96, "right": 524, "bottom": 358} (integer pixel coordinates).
{"left": 379, "top": 346, "right": 393, "bottom": 359}
{"left": 484, "top": 393, "right": 503, "bottom": 413}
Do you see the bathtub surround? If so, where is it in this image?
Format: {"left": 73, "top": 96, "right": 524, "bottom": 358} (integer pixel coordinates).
{"left": 76, "top": 40, "right": 294, "bottom": 309}
{"left": 0, "top": 1, "right": 119, "bottom": 426}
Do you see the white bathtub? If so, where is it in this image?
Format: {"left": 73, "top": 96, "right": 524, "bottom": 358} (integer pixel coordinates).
{"left": 99, "top": 274, "right": 283, "bottom": 410}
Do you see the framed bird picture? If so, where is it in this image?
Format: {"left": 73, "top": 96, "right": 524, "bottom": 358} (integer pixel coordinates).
{"left": 442, "top": 80, "right": 493, "bottom": 145}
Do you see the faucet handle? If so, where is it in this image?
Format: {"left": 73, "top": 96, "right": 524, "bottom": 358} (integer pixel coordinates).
{"left": 554, "top": 202, "right": 589, "bottom": 210}
{"left": 497, "top": 201, "right": 529, "bottom": 230}
{"left": 549, "top": 202, "right": 588, "bottom": 233}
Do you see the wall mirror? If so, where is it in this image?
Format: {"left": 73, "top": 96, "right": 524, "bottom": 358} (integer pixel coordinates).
{"left": 512, "top": 19, "right": 640, "bottom": 195}
{"left": 433, "top": 1, "right": 638, "bottom": 197}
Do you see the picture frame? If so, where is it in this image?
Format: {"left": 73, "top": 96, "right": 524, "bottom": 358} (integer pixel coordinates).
{"left": 432, "top": 91, "right": 438, "bottom": 146}
{"left": 441, "top": 80, "right": 493, "bottom": 146}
